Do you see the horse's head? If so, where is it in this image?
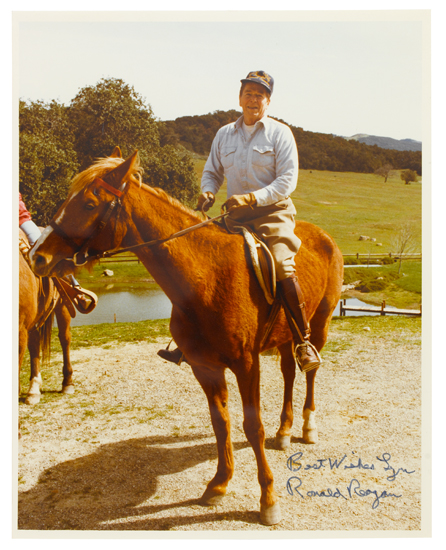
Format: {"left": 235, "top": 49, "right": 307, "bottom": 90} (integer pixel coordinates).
{"left": 30, "top": 147, "right": 142, "bottom": 278}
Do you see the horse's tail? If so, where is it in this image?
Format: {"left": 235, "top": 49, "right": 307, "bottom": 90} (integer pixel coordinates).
{"left": 38, "top": 309, "right": 55, "bottom": 367}
{"left": 35, "top": 276, "right": 58, "bottom": 367}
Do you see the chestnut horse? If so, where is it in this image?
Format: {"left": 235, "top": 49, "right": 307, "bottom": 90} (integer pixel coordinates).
{"left": 19, "top": 230, "right": 74, "bottom": 406}
{"left": 29, "top": 149, "right": 343, "bottom": 525}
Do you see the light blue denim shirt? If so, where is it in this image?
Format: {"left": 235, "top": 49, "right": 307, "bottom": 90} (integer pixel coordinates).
{"left": 201, "top": 115, "right": 298, "bottom": 207}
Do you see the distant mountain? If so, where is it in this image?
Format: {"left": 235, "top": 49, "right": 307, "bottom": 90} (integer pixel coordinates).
{"left": 345, "top": 134, "right": 422, "bottom": 152}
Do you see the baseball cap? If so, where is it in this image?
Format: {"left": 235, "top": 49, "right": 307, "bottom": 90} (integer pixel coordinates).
{"left": 241, "top": 71, "right": 274, "bottom": 94}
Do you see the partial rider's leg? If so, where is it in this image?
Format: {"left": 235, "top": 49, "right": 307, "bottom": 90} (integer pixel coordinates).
{"left": 277, "top": 273, "right": 321, "bottom": 372}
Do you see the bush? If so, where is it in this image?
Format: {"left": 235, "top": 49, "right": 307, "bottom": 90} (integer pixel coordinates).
{"left": 344, "top": 257, "right": 382, "bottom": 265}
{"left": 380, "top": 257, "right": 396, "bottom": 265}
{"left": 355, "top": 279, "right": 388, "bottom": 293}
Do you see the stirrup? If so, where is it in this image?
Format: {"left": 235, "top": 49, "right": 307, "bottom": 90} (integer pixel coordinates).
{"left": 73, "top": 288, "right": 98, "bottom": 314}
{"left": 157, "top": 347, "right": 185, "bottom": 365}
{"left": 294, "top": 341, "right": 321, "bottom": 373}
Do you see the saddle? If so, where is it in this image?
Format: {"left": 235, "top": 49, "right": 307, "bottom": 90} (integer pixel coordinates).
{"left": 19, "top": 233, "right": 98, "bottom": 319}
{"left": 219, "top": 220, "right": 276, "bottom": 305}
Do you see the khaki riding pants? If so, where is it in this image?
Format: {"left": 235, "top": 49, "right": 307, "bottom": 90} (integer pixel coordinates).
{"left": 225, "top": 197, "right": 301, "bottom": 281}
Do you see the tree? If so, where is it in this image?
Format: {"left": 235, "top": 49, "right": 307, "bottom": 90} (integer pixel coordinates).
{"left": 68, "top": 78, "right": 159, "bottom": 170}
{"left": 142, "top": 145, "right": 200, "bottom": 206}
{"left": 19, "top": 100, "right": 79, "bottom": 225}
{"left": 391, "top": 222, "right": 418, "bottom": 274}
{"left": 374, "top": 163, "right": 393, "bottom": 182}
{"left": 68, "top": 78, "right": 199, "bottom": 207}
{"left": 400, "top": 169, "right": 418, "bottom": 185}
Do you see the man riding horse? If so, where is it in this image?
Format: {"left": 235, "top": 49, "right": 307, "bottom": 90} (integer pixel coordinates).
{"left": 159, "top": 70, "right": 321, "bottom": 372}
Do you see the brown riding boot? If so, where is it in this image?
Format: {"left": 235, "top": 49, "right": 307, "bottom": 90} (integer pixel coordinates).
{"left": 157, "top": 346, "right": 186, "bottom": 365}
{"left": 278, "top": 273, "right": 321, "bottom": 373}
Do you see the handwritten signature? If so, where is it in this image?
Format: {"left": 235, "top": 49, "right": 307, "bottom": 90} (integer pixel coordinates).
{"left": 286, "top": 451, "right": 415, "bottom": 509}
{"left": 286, "top": 477, "right": 402, "bottom": 509}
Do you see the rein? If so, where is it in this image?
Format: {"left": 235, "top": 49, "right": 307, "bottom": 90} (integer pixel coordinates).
{"left": 95, "top": 211, "right": 230, "bottom": 261}
{"left": 51, "top": 179, "right": 230, "bottom": 266}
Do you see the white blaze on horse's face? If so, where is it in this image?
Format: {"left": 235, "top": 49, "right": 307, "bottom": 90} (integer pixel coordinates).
{"left": 53, "top": 188, "right": 81, "bottom": 227}
{"left": 30, "top": 182, "right": 112, "bottom": 277}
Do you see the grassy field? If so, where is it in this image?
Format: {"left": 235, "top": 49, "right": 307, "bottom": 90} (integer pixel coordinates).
{"left": 195, "top": 159, "right": 422, "bottom": 254}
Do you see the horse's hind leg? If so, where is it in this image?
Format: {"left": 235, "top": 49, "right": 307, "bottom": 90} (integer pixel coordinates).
{"left": 301, "top": 297, "right": 336, "bottom": 444}
{"left": 191, "top": 365, "right": 234, "bottom": 505}
{"left": 55, "top": 302, "right": 74, "bottom": 394}
{"left": 275, "top": 341, "right": 296, "bottom": 450}
{"left": 234, "top": 356, "right": 281, "bottom": 525}
{"left": 25, "top": 329, "right": 42, "bottom": 405}
{"left": 302, "top": 369, "right": 318, "bottom": 444}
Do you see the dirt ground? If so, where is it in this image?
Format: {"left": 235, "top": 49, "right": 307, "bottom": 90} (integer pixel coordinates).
{"left": 16, "top": 321, "right": 423, "bottom": 534}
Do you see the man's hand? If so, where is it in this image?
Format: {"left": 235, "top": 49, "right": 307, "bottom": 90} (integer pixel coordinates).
{"left": 222, "top": 193, "right": 257, "bottom": 213}
{"left": 196, "top": 192, "right": 215, "bottom": 212}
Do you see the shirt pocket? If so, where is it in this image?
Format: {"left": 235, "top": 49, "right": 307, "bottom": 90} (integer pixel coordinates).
{"left": 252, "top": 145, "right": 275, "bottom": 167}
{"left": 220, "top": 146, "right": 237, "bottom": 169}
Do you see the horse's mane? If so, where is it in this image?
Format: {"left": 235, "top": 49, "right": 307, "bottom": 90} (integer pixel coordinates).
{"left": 71, "top": 154, "right": 207, "bottom": 226}
{"left": 70, "top": 155, "right": 143, "bottom": 194}
{"left": 142, "top": 183, "right": 203, "bottom": 223}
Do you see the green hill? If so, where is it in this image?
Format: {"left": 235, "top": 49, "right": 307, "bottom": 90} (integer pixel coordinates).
{"left": 194, "top": 161, "right": 421, "bottom": 255}
{"left": 161, "top": 110, "right": 421, "bottom": 175}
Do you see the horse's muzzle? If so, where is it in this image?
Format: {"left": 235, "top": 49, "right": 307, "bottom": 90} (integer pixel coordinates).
{"left": 29, "top": 250, "right": 53, "bottom": 277}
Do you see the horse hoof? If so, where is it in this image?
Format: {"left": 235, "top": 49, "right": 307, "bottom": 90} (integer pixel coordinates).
{"left": 200, "top": 487, "right": 226, "bottom": 506}
{"left": 303, "top": 429, "right": 318, "bottom": 444}
{"left": 275, "top": 434, "right": 291, "bottom": 451}
{"left": 260, "top": 501, "right": 281, "bottom": 525}
{"left": 302, "top": 409, "right": 318, "bottom": 444}
{"left": 62, "top": 385, "right": 75, "bottom": 395}
{"left": 200, "top": 493, "right": 225, "bottom": 506}
{"left": 25, "top": 393, "right": 41, "bottom": 405}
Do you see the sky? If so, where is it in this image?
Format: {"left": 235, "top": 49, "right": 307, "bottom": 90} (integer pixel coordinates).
{"left": 14, "top": 10, "right": 428, "bottom": 142}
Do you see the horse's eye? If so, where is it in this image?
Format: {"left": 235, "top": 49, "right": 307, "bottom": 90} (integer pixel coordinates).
{"left": 85, "top": 202, "right": 96, "bottom": 210}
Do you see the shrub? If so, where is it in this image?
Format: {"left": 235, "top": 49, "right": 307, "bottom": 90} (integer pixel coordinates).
{"left": 355, "top": 279, "right": 387, "bottom": 293}
{"left": 380, "top": 257, "right": 396, "bottom": 265}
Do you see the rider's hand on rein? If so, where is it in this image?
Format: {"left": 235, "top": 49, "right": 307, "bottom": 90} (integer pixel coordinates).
{"left": 221, "top": 193, "right": 257, "bottom": 214}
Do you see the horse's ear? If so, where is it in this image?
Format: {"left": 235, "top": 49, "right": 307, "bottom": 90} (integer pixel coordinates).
{"left": 110, "top": 146, "right": 122, "bottom": 158}
{"left": 103, "top": 150, "right": 139, "bottom": 189}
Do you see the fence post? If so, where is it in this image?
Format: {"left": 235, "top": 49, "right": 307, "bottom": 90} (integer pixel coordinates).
{"left": 381, "top": 300, "right": 386, "bottom": 316}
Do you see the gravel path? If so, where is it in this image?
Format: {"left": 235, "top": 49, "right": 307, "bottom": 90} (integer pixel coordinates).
{"left": 17, "top": 321, "right": 422, "bottom": 533}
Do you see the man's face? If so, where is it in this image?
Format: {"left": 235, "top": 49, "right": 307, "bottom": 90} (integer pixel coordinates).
{"left": 239, "top": 82, "right": 271, "bottom": 125}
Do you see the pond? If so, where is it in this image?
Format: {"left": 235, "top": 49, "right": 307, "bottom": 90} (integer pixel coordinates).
{"left": 70, "top": 286, "right": 172, "bottom": 327}
{"left": 70, "top": 286, "right": 393, "bottom": 326}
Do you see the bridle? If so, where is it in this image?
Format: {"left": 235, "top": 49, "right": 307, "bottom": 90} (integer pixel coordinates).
{"left": 49, "top": 177, "right": 127, "bottom": 267}
{"left": 48, "top": 177, "right": 229, "bottom": 267}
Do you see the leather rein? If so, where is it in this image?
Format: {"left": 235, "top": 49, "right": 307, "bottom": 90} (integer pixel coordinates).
{"left": 49, "top": 177, "right": 229, "bottom": 267}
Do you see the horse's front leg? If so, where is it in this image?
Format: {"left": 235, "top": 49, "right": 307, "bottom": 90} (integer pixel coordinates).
{"left": 191, "top": 365, "right": 234, "bottom": 505}
{"left": 25, "top": 329, "right": 42, "bottom": 405}
{"left": 234, "top": 356, "right": 281, "bottom": 526}
{"left": 275, "top": 341, "right": 296, "bottom": 450}
{"left": 55, "top": 302, "right": 74, "bottom": 394}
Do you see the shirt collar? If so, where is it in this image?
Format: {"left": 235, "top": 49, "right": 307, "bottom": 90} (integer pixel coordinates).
{"left": 234, "top": 114, "right": 270, "bottom": 132}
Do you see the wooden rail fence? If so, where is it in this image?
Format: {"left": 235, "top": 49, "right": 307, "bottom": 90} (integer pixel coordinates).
{"left": 99, "top": 253, "right": 140, "bottom": 264}
{"left": 343, "top": 253, "right": 421, "bottom": 260}
{"left": 99, "top": 252, "right": 421, "bottom": 264}
{"left": 339, "top": 299, "right": 421, "bottom": 317}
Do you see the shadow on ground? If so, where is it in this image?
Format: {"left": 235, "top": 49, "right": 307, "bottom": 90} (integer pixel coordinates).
{"left": 18, "top": 434, "right": 256, "bottom": 531}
